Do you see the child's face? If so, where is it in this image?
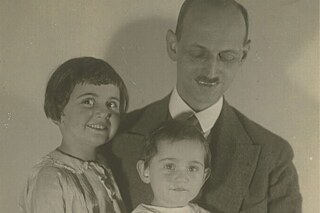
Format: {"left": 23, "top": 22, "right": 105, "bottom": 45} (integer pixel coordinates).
{"left": 58, "top": 83, "right": 120, "bottom": 148}
{"left": 142, "top": 139, "right": 209, "bottom": 207}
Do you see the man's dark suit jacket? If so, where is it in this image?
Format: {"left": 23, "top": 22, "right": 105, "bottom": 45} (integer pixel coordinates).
{"left": 101, "top": 95, "right": 302, "bottom": 213}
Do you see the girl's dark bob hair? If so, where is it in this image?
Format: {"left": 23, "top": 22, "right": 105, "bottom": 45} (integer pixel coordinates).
{"left": 44, "top": 56, "right": 129, "bottom": 122}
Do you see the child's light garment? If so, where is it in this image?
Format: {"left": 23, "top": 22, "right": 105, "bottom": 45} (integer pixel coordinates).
{"left": 132, "top": 203, "right": 210, "bottom": 213}
{"left": 20, "top": 149, "right": 126, "bottom": 213}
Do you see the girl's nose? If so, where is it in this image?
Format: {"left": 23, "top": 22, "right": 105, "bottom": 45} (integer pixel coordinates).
{"left": 174, "top": 170, "right": 189, "bottom": 183}
{"left": 96, "top": 108, "right": 112, "bottom": 119}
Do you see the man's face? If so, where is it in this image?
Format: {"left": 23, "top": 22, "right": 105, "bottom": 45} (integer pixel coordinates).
{"left": 167, "top": 2, "right": 249, "bottom": 111}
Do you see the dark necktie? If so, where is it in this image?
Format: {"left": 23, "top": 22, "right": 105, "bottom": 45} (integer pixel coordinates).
{"left": 186, "top": 114, "right": 203, "bottom": 134}
{"left": 175, "top": 112, "right": 203, "bottom": 134}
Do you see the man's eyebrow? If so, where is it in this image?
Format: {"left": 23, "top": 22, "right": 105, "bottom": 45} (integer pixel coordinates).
{"left": 220, "top": 49, "right": 241, "bottom": 54}
{"left": 189, "top": 43, "right": 206, "bottom": 49}
{"left": 189, "top": 43, "right": 242, "bottom": 53}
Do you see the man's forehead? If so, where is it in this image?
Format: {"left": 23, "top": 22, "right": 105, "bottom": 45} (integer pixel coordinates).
{"left": 188, "top": 0, "right": 239, "bottom": 10}
{"left": 185, "top": 0, "right": 243, "bottom": 24}
{"left": 181, "top": 0, "right": 246, "bottom": 43}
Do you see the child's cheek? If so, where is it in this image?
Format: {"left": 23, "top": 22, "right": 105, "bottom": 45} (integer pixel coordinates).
{"left": 163, "top": 171, "right": 175, "bottom": 182}
{"left": 111, "top": 113, "right": 120, "bottom": 127}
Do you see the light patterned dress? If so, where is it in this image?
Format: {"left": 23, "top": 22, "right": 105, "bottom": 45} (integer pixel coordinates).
{"left": 20, "top": 149, "right": 126, "bottom": 213}
{"left": 132, "top": 203, "right": 211, "bottom": 213}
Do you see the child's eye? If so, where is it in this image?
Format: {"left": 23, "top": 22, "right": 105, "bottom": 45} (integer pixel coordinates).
{"left": 106, "top": 101, "right": 119, "bottom": 110}
{"left": 81, "top": 98, "right": 95, "bottom": 107}
{"left": 164, "top": 163, "right": 175, "bottom": 170}
{"left": 188, "top": 165, "right": 199, "bottom": 172}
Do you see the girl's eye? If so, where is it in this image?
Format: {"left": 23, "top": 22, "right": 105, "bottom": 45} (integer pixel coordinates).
{"left": 188, "top": 165, "right": 199, "bottom": 172}
{"left": 106, "top": 101, "right": 119, "bottom": 110}
{"left": 81, "top": 98, "right": 95, "bottom": 107}
{"left": 164, "top": 163, "right": 175, "bottom": 170}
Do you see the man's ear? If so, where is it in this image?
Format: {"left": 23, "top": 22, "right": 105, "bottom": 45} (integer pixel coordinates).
{"left": 166, "top": 29, "right": 178, "bottom": 61}
{"left": 203, "top": 168, "right": 211, "bottom": 183}
{"left": 241, "top": 39, "right": 251, "bottom": 62}
{"left": 136, "top": 160, "right": 151, "bottom": 184}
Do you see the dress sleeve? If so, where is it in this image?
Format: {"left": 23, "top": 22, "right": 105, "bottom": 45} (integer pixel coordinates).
{"left": 20, "top": 166, "right": 66, "bottom": 213}
{"left": 268, "top": 143, "right": 302, "bottom": 213}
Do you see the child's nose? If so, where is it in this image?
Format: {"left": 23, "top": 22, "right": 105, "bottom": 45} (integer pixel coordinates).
{"left": 96, "top": 107, "right": 112, "bottom": 119}
{"left": 174, "top": 170, "right": 189, "bottom": 183}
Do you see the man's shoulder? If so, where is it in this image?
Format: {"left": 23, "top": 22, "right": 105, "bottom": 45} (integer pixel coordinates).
{"left": 118, "top": 96, "right": 169, "bottom": 133}
{"left": 229, "top": 104, "right": 293, "bottom": 152}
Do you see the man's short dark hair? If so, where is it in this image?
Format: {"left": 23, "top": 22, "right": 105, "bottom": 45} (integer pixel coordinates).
{"left": 44, "top": 56, "right": 129, "bottom": 122}
{"left": 175, "top": 0, "right": 249, "bottom": 44}
{"left": 140, "top": 119, "right": 211, "bottom": 169}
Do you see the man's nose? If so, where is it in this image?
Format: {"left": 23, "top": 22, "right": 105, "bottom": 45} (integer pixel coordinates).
{"left": 206, "top": 56, "right": 219, "bottom": 78}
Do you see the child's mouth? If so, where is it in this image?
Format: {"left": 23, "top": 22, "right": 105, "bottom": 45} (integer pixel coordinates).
{"left": 171, "top": 188, "right": 188, "bottom": 192}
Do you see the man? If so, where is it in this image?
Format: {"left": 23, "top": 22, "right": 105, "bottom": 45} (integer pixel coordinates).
{"left": 102, "top": 0, "right": 302, "bottom": 212}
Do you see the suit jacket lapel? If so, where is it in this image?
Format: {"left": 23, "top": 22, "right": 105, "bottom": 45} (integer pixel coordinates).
{"left": 203, "top": 101, "right": 261, "bottom": 213}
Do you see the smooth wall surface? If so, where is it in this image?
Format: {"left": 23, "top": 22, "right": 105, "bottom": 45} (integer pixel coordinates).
{"left": 0, "top": 0, "right": 318, "bottom": 212}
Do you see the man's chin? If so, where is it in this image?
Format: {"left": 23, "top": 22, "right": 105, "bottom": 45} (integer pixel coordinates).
{"left": 186, "top": 96, "right": 220, "bottom": 111}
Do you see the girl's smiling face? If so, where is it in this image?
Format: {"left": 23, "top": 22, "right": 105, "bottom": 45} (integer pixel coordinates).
{"left": 58, "top": 83, "right": 120, "bottom": 148}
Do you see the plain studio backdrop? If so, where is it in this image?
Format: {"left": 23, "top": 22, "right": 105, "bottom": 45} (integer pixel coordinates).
{"left": 0, "top": 0, "right": 318, "bottom": 212}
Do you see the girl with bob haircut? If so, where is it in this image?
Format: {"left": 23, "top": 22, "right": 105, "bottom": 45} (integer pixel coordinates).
{"left": 20, "top": 57, "right": 128, "bottom": 213}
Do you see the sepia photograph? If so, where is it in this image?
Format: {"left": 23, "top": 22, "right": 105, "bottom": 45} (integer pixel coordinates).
{"left": 0, "top": 0, "right": 318, "bottom": 212}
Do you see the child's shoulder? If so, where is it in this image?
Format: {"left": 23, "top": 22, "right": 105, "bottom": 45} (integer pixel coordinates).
{"left": 189, "top": 203, "right": 211, "bottom": 213}
{"left": 28, "top": 157, "right": 60, "bottom": 182}
{"left": 28, "top": 151, "right": 76, "bottom": 182}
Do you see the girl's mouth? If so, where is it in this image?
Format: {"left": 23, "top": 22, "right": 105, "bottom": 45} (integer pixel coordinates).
{"left": 87, "top": 124, "right": 108, "bottom": 130}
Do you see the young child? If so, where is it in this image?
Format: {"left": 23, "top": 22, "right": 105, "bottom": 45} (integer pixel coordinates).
{"left": 20, "top": 57, "right": 128, "bottom": 213}
{"left": 133, "top": 120, "right": 211, "bottom": 213}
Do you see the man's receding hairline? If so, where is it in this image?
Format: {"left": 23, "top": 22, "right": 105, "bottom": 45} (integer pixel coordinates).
{"left": 175, "top": 0, "right": 249, "bottom": 43}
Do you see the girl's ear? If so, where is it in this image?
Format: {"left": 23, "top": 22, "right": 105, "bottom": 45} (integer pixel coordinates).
{"left": 136, "top": 160, "right": 151, "bottom": 184}
{"left": 53, "top": 112, "right": 65, "bottom": 126}
{"left": 166, "top": 29, "right": 178, "bottom": 61}
{"left": 203, "top": 168, "right": 211, "bottom": 183}
{"left": 52, "top": 119, "right": 60, "bottom": 125}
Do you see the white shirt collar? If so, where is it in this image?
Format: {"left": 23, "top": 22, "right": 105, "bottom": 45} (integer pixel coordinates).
{"left": 169, "top": 87, "right": 223, "bottom": 136}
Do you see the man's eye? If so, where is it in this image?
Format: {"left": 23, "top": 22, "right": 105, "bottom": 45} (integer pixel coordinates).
{"left": 189, "top": 50, "right": 208, "bottom": 59}
{"left": 188, "top": 165, "right": 199, "bottom": 172}
{"left": 106, "top": 101, "right": 119, "bottom": 110}
{"left": 81, "top": 99, "right": 95, "bottom": 107}
{"left": 219, "top": 52, "right": 238, "bottom": 62}
{"left": 164, "top": 163, "right": 175, "bottom": 170}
